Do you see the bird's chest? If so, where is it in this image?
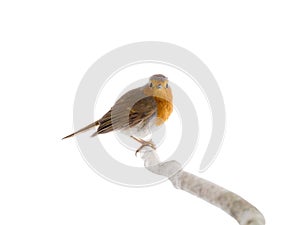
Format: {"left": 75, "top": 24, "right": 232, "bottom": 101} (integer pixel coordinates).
{"left": 154, "top": 97, "right": 173, "bottom": 126}
{"left": 132, "top": 98, "right": 173, "bottom": 137}
{"left": 121, "top": 97, "right": 173, "bottom": 138}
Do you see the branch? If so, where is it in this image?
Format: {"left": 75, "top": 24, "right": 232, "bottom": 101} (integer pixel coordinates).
{"left": 141, "top": 149, "right": 265, "bottom": 225}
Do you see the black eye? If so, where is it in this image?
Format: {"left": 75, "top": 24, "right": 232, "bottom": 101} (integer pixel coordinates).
{"left": 149, "top": 83, "right": 153, "bottom": 88}
{"left": 166, "top": 83, "right": 169, "bottom": 88}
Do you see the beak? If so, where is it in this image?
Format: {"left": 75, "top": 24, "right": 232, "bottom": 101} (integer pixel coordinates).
{"left": 157, "top": 84, "right": 162, "bottom": 89}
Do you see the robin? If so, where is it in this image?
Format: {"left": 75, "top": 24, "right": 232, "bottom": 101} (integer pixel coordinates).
{"left": 63, "top": 74, "right": 173, "bottom": 155}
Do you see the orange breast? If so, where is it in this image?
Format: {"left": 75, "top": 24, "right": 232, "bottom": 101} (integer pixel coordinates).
{"left": 154, "top": 97, "right": 173, "bottom": 126}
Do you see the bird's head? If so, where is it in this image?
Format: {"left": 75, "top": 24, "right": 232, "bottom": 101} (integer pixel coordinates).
{"left": 144, "top": 74, "right": 173, "bottom": 101}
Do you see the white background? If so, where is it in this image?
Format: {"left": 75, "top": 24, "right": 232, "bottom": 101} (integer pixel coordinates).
{"left": 1, "top": 1, "right": 299, "bottom": 224}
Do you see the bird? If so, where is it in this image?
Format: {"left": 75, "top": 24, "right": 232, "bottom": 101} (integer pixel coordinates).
{"left": 62, "top": 74, "right": 173, "bottom": 155}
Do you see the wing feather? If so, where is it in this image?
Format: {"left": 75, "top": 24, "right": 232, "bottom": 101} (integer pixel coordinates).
{"left": 95, "top": 86, "right": 157, "bottom": 135}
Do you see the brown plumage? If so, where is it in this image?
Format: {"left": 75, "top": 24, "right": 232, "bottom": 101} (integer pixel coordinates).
{"left": 63, "top": 74, "right": 173, "bottom": 154}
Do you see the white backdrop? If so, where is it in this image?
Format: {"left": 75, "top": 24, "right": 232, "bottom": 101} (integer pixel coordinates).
{"left": 1, "top": 1, "right": 299, "bottom": 224}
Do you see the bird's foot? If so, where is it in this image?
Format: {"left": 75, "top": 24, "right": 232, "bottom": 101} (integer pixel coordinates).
{"left": 130, "top": 136, "right": 156, "bottom": 156}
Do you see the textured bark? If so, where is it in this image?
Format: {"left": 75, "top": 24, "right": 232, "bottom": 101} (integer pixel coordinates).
{"left": 141, "top": 150, "right": 265, "bottom": 225}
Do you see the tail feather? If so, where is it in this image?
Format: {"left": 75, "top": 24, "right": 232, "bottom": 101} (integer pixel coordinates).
{"left": 62, "top": 121, "right": 99, "bottom": 140}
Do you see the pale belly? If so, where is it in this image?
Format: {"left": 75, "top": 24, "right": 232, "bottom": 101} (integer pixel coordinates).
{"left": 119, "top": 113, "right": 159, "bottom": 139}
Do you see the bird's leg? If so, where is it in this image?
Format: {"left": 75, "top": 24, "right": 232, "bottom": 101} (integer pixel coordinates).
{"left": 130, "top": 136, "right": 156, "bottom": 149}
{"left": 130, "top": 136, "right": 156, "bottom": 156}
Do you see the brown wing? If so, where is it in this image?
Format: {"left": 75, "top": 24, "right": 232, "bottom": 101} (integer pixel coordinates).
{"left": 94, "top": 86, "right": 157, "bottom": 135}
{"left": 128, "top": 96, "right": 157, "bottom": 127}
